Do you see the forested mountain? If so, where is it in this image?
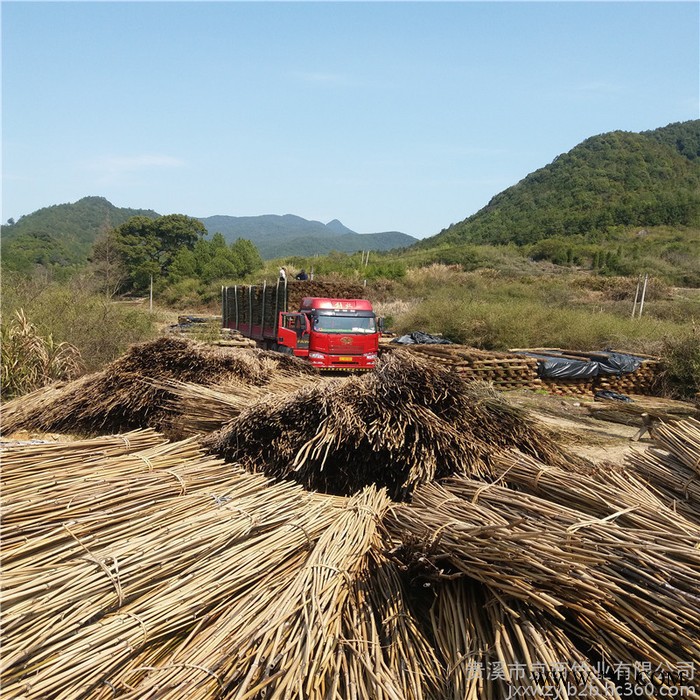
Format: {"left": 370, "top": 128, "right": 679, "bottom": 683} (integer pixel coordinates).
{"left": 422, "top": 120, "right": 700, "bottom": 248}
{"left": 1, "top": 202, "right": 416, "bottom": 273}
{"left": 3, "top": 120, "right": 698, "bottom": 278}
{"left": 196, "top": 214, "right": 416, "bottom": 257}
{"left": 1, "top": 197, "right": 159, "bottom": 273}
{"left": 253, "top": 230, "right": 416, "bottom": 259}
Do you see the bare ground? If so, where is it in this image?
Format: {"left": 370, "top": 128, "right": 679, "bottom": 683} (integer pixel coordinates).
{"left": 505, "top": 390, "right": 656, "bottom": 466}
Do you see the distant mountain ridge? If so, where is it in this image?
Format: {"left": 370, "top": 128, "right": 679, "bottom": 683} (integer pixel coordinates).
{"left": 196, "top": 214, "right": 416, "bottom": 257}
{"left": 1, "top": 202, "right": 417, "bottom": 270}
{"left": 3, "top": 119, "right": 698, "bottom": 274}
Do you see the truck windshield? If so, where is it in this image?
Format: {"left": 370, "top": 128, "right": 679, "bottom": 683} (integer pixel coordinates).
{"left": 313, "top": 315, "right": 376, "bottom": 334}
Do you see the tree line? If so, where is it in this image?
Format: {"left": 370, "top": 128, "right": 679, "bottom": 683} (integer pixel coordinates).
{"left": 89, "top": 214, "right": 263, "bottom": 296}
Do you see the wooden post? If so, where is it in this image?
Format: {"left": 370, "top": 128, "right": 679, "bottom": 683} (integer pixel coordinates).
{"left": 631, "top": 274, "right": 641, "bottom": 318}
{"left": 637, "top": 273, "right": 649, "bottom": 318}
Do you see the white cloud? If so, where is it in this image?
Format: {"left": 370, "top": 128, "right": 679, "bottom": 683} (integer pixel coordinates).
{"left": 80, "top": 154, "right": 186, "bottom": 187}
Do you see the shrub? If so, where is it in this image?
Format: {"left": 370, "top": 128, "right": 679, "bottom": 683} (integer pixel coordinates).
{"left": 392, "top": 284, "right": 686, "bottom": 354}
{"left": 660, "top": 325, "right": 700, "bottom": 398}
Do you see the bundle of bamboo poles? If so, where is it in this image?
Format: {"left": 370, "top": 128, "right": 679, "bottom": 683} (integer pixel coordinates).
{"left": 428, "top": 579, "right": 619, "bottom": 700}
{"left": 0, "top": 337, "right": 317, "bottom": 438}
{"left": 285, "top": 279, "right": 368, "bottom": 310}
{"left": 384, "top": 477, "right": 700, "bottom": 669}
{"left": 585, "top": 394, "right": 699, "bottom": 427}
{"left": 216, "top": 328, "right": 259, "bottom": 347}
{"left": 2, "top": 435, "right": 349, "bottom": 698}
{"left": 623, "top": 417, "right": 700, "bottom": 526}
{"left": 493, "top": 449, "right": 700, "bottom": 536}
{"left": 3, "top": 434, "right": 451, "bottom": 699}
{"left": 152, "top": 373, "right": 329, "bottom": 436}
{"left": 205, "top": 350, "right": 588, "bottom": 499}
{"left": 6, "top": 421, "right": 699, "bottom": 698}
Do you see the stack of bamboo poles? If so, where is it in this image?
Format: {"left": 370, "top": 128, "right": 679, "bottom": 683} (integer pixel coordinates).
{"left": 383, "top": 473, "right": 700, "bottom": 696}
{"left": 3, "top": 409, "right": 700, "bottom": 697}
{"left": 285, "top": 280, "right": 368, "bottom": 310}
{"left": 168, "top": 314, "right": 258, "bottom": 347}
{"left": 586, "top": 394, "right": 699, "bottom": 427}
{"left": 2, "top": 433, "right": 347, "bottom": 698}
{"left": 593, "top": 359, "right": 662, "bottom": 396}
{"left": 217, "top": 328, "right": 259, "bottom": 347}
{"left": 395, "top": 345, "right": 544, "bottom": 390}
{"left": 428, "top": 578, "right": 619, "bottom": 700}
{"left": 0, "top": 336, "right": 317, "bottom": 438}
{"left": 540, "top": 377, "right": 597, "bottom": 397}
{"left": 153, "top": 373, "right": 332, "bottom": 436}
{"left": 205, "top": 350, "right": 589, "bottom": 499}
{"left": 394, "top": 344, "right": 663, "bottom": 397}
{"left": 2, "top": 433, "right": 447, "bottom": 699}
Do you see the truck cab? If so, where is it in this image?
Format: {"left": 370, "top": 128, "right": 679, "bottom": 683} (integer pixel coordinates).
{"left": 277, "top": 297, "right": 378, "bottom": 370}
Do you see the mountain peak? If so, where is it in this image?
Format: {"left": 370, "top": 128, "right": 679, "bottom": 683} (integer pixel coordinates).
{"left": 325, "top": 219, "right": 355, "bottom": 235}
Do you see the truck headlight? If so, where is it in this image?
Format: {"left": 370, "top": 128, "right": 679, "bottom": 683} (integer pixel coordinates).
{"left": 308, "top": 352, "right": 325, "bottom": 360}
{"left": 364, "top": 353, "right": 377, "bottom": 360}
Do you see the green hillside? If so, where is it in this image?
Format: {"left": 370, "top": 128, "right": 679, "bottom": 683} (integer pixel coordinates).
{"left": 1, "top": 197, "right": 159, "bottom": 274}
{"left": 3, "top": 121, "right": 698, "bottom": 284}
{"left": 424, "top": 120, "right": 700, "bottom": 247}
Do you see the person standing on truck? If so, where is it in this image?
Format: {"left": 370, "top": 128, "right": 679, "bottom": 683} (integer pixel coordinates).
{"left": 295, "top": 269, "right": 308, "bottom": 281}
{"left": 279, "top": 267, "right": 287, "bottom": 281}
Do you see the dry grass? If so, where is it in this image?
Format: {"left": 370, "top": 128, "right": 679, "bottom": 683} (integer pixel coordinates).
{"left": 1, "top": 309, "right": 83, "bottom": 399}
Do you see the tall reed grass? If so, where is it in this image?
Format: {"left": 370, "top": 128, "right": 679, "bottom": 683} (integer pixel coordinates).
{"left": 2, "top": 273, "right": 158, "bottom": 384}
{"left": 1, "top": 309, "right": 83, "bottom": 400}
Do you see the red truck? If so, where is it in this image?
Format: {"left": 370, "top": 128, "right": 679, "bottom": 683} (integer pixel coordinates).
{"left": 222, "top": 280, "right": 379, "bottom": 370}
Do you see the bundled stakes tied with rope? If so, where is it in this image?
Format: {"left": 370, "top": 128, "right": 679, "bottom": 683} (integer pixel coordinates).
{"left": 2, "top": 350, "right": 700, "bottom": 698}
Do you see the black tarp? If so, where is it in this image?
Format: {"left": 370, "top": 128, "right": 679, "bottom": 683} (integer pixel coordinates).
{"left": 596, "top": 351, "right": 643, "bottom": 376}
{"left": 522, "top": 350, "right": 644, "bottom": 379}
{"left": 525, "top": 354, "right": 600, "bottom": 379}
{"left": 594, "top": 390, "right": 633, "bottom": 402}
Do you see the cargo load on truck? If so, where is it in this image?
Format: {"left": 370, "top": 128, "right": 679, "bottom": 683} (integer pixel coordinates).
{"left": 222, "top": 280, "right": 379, "bottom": 370}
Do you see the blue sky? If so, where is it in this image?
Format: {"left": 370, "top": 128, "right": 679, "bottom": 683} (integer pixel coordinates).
{"left": 2, "top": 1, "right": 698, "bottom": 238}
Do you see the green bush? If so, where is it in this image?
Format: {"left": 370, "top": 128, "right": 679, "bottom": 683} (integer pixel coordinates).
{"left": 660, "top": 325, "right": 700, "bottom": 398}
